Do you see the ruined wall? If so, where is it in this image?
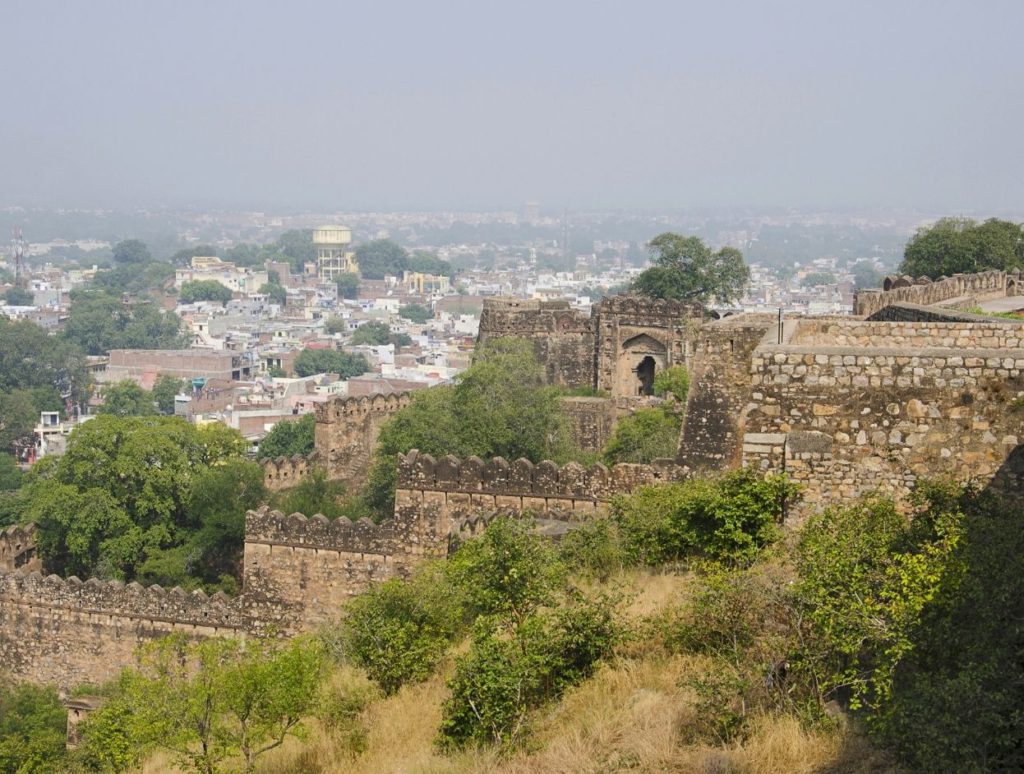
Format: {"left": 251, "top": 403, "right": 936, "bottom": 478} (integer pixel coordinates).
{"left": 241, "top": 503, "right": 448, "bottom": 633}
{"left": 741, "top": 321, "right": 1024, "bottom": 514}
{"left": 791, "top": 317, "right": 1024, "bottom": 348}
{"left": 262, "top": 454, "right": 313, "bottom": 491}
{"left": 314, "top": 392, "right": 412, "bottom": 486}
{"left": 393, "top": 449, "right": 685, "bottom": 531}
{"left": 0, "top": 572, "right": 243, "bottom": 688}
{"left": 677, "top": 315, "right": 774, "bottom": 472}
{"left": 0, "top": 525, "right": 41, "bottom": 573}
{"left": 478, "top": 298, "right": 595, "bottom": 388}
{"left": 867, "top": 303, "right": 1021, "bottom": 324}
{"left": 261, "top": 392, "right": 412, "bottom": 491}
{"left": 853, "top": 270, "right": 1012, "bottom": 317}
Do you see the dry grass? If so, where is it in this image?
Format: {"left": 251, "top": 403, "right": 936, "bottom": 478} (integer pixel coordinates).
{"left": 139, "top": 568, "right": 895, "bottom": 774}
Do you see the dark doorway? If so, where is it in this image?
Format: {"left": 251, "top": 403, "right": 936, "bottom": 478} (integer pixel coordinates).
{"left": 637, "top": 356, "right": 656, "bottom": 396}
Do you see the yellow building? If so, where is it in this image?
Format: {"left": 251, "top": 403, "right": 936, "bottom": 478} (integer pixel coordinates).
{"left": 314, "top": 226, "right": 359, "bottom": 281}
{"left": 403, "top": 271, "right": 451, "bottom": 296}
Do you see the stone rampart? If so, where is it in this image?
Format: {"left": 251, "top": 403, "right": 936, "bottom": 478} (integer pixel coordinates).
{"left": 261, "top": 454, "right": 315, "bottom": 491}
{"left": 0, "top": 524, "right": 41, "bottom": 572}
{"left": 394, "top": 449, "right": 685, "bottom": 527}
{"left": 790, "top": 317, "right": 1024, "bottom": 349}
{"left": 741, "top": 342, "right": 1024, "bottom": 514}
{"left": 866, "top": 303, "right": 1020, "bottom": 324}
{"left": 853, "top": 270, "right": 1012, "bottom": 317}
{"left": 0, "top": 570, "right": 243, "bottom": 688}
{"left": 677, "top": 315, "right": 775, "bottom": 472}
{"left": 313, "top": 392, "right": 412, "bottom": 487}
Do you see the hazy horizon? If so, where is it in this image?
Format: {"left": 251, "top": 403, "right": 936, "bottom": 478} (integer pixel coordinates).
{"left": 4, "top": 0, "right": 1023, "bottom": 213}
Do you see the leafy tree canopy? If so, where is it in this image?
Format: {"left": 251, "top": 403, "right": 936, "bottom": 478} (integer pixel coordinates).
{"left": 112, "top": 239, "right": 152, "bottom": 265}
{"left": 602, "top": 406, "right": 681, "bottom": 466}
{"left": 365, "top": 339, "right": 580, "bottom": 515}
{"left": 152, "top": 375, "right": 184, "bottom": 415}
{"left": 2, "top": 287, "right": 33, "bottom": 306}
{"left": 63, "top": 290, "right": 185, "bottom": 355}
{"left": 355, "top": 239, "right": 408, "bottom": 279}
{"left": 0, "top": 680, "right": 68, "bottom": 774}
{"left": 335, "top": 272, "right": 360, "bottom": 299}
{"left": 259, "top": 282, "right": 286, "bottom": 305}
{"left": 900, "top": 217, "right": 1024, "bottom": 278}
{"left": 23, "top": 415, "right": 254, "bottom": 585}
{"left": 179, "top": 279, "right": 233, "bottom": 304}
{"left": 99, "top": 380, "right": 156, "bottom": 416}
{"left": 350, "top": 321, "right": 392, "bottom": 346}
{"left": 406, "top": 250, "right": 453, "bottom": 278}
{"left": 801, "top": 271, "right": 836, "bottom": 287}
{"left": 399, "top": 303, "right": 432, "bottom": 324}
{"left": 259, "top": 413, "right": 315, "bottom": 459}
{"left": 324, "top": 316, "right": 347, "bottom": 335}
{"left": 632, "top": 233, "right": 750, "bottom": 304}
{"left": 293, "top": 349, "right": 369, "bottom": 379}
{"left": 169, "top": 245, "right": 218, "bottom": 266}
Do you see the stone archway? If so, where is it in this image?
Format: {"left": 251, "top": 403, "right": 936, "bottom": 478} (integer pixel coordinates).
{"left": 637, "top": 356, "right": 656, "bottom": 396}
{"left": 615, "top": 333, "right": 667, "bottom": 397}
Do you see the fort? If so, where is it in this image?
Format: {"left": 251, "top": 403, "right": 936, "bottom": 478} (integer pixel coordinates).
{"left": 5, "top": 269, "right": 1024, "bottom": 690}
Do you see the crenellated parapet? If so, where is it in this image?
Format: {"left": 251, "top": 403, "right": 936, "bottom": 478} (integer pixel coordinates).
{"left": 0, "top": 569, "right": 243, "bottom": 629}
{"left": 244, "top": 506, "right": 394, "bottom": 556}
{"left": 396, "top": 449, "right": 685, "bottom": 502}
{"left": 853, "top": 269, "right": 1016, "bottom": 317}
{"left": 261, "top": 453, "right": 316, "bottom": 491}
{"left": 314, "top": 391, "right": 412, "bottom": 425}
{"left": 594, "top": 293, "right": 703, "bottom": 324}
{"left": 0, "top": 524, "right": 41, "bottom": 572}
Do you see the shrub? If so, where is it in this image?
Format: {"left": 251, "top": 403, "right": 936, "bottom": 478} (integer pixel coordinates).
{"left": 653, "top": 365, "right": 690, "bottom": 401}
{"left": 557, "top": 518, "right": 627, "bottom": 581}
{"left": 602, "top": 406, "right": 681, "bottom": 465}
{"left": 612, "top": 468, "right": 797, "bottom": 567}
{"left": 339, "top": 566, "right": 464, "bottom": 695}
{"left": 0, "top": 681, "right": 68, "bottom": 774}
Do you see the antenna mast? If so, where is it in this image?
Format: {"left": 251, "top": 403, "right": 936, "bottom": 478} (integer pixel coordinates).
{"left": 11, "top": 226, "right": 26, "bottom": 287}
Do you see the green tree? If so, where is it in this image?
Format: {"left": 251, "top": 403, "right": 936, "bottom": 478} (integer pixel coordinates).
{"left": 169, "top": 245, "right": 219, "bottom": 266}
{"left": 259, "top": 282, "right": 286, "bottom": 305}
{"left": 179, "top": 280, "right": 233, "bottom": 304}
{"left": 271, "top": 468, "right": 351, "bottom": 520}
{"left": 632, "top": 233, "right": 750, "bottom": 304}
{"left": 336, "top": 272, "right": 360, "bottom": 299}
{"left": 652, "top": 365, "right": 689, "bottom": 401}
{"left": 0, "top": 454, "right": 21, "bottom": 491}
{"left": 275, "top": 229, "right": 316, "bottom": 272}
{"left": 259, "top": 414, "right": 315, "bottom": 459}
{"left": 900, "top": 217, "right": 1024, "bottom": 277}
{"left": 152, "top": 374, "right": 184, "bottom": 415}
{"left": 293, "top": 349, "right": 369, "bottom": 379}
{"left": 63, "top": 291, "right": 185, "bottom": 355}
{"left": 350, "top": 321, "right": 391, "bottom": 346}
{"left": 801, "top": 271, "right": 836, "bottom": 287}
{"left": 112, "top": 239, "right": 152, "bottom": 265}
{"left": 81, "top": 635, "right": 326, "bottom": 774}
{"left": 354, "top": 239, "right": 408, "bottom": 279}
{"left": 399, "top": 303, "right": 432, "bottom": 324}
{"left": 852, "top": 262, "right": 884, "bottom": 290}
{"left": 364, "top": 340, "right": 578, "bottom": 516}
{"left": 0, "top": 390, "right": 39, "bottom": 453}
{"left": 406, "top": 250, "right": 453, "bottom": 277}
{"left": 99, "top": 380, "right": 157, "bottom": 416}
{"left": 0, "top": 317, "right": 88, "bottom": 405}
{"left": 2, "top": 287, "right": 33, "bottom": 305}
{"left": 25, "top": 415, "right": 249, "bottom": 582}
{"left": 602, "top": 406, "right": 681, "bottom": 465}
{"left": 325, "top": 316, "right": 347, "bottom": 335}
{"left": 341, "top": 566, "right": 464, "bottom": 695}
{"left": 0, "top": 680, "right": 68, "bottom": 774}
{"left": 612, "top": 468, "right": 797, "bottom": 567}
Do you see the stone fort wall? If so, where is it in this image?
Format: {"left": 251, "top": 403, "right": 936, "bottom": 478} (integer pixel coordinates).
{"left": 852, "top": 269, "right": 1016, "bottom": 317}
{"left": 262, "top": 392, "right": 411, "bottom": 490}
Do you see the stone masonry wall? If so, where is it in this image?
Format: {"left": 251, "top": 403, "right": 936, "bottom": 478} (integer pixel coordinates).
{"left": 393, "top": 449, "right": 685, "bottom": 530}
{"left": 791, "top": 317, "right": 1024, "bottom": 349}
{"left": 852, "top": 270, "right": 1012, "bottom": 317}
{"left": 0, "top": 572, "right": 243, "bottom": 688}
{"left": 261, "top": 392, "right": 412, "bottom": 491}
{"left": 0, "top": 525, "right": 41, "bottom": 573}
{"left": 477, "top": 298, "right": 595, "bottom": 388}
{"left": 866, "top": 303, "right": 1020, "bottom": 323}
{"left": 741, "top": 339, "right": 1024, "bottom": 515}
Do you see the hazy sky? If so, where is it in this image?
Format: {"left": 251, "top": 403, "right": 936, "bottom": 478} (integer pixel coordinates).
{"left": 3, "top": 0, "right": 1023, "bottom": 211}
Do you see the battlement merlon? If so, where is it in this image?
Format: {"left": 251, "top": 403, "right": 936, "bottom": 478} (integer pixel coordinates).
{"left": 244, "top": 506, "right": 395, "bottom": 555}
{"left": 395, "top": 449, "right": 685, "bottom": 501}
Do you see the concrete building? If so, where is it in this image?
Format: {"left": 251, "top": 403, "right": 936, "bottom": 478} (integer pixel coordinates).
{"left": 314, "top": 226, "right": 358, "bottom": 282}
{"left": 98, "top": 349, "right": 255, "bottom": 388}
